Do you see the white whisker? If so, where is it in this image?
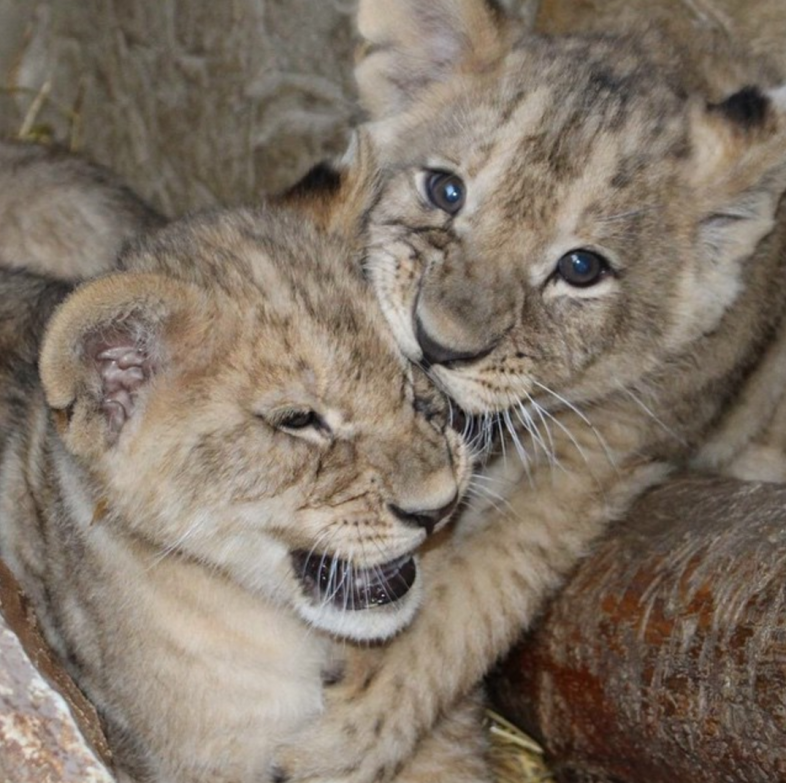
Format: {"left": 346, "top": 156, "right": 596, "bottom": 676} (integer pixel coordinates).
{"left": 620, "top": 384, "right": 687, "bottom": 446}
{"left": 502, "top": 409, "right": 530, "bottom": 465}
{"left": 530, "top": 379, "right": 618, "bottom": 472}
{"left": 464, "top": 482, "right": 519, "bottom": 523}
{"left": 146, "top": 515, "right": 213, "bottom": 570}
{"left": 512, "top": 399, "right": 557, "bottom": 470}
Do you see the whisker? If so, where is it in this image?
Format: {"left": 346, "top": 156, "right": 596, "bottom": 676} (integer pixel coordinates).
{"left": 620, "top": 385, "right": 687, "bottom": 446}
{"left": 512, "top": 399, "right": 557, "bottom": 470}
{"left": 530, "top": 379, "right": 618, "bottom": 472}
{"left": 496, "top": 415, "right": 507, "bottom": 458}
{"left": 521, "top": 395, "right": 566, "bottom": 475}
{"left": 502, "top": 408, "right": 533, "bottom": 475}
{"left": 147, "top": 522, "right": 202, "bottom": 570}
{"left": 464, "top": 483, "right": 519, "bottom": 523}
{"left": 523, "top": 396, "right": 556, "bottom": 460}
{"left": 470, "top": 471, "right": 518, "bottom": 489}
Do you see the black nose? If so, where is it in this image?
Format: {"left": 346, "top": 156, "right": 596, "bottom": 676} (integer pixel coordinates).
{"left": 388, "top": 497, "right": 459, "bottom": 536}
{"left": 415, "top": 317, "right": 494, "bottom": 368}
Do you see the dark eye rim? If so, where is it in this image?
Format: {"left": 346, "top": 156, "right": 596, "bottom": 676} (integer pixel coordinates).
{"left": 270, "top": 409, "right": 325, "bottom": 432}
{"left": 423, "top": 169, "right": 466, "bottom": 215}
{"left": 555, "top": 249, "right": 612, "bottom": 288}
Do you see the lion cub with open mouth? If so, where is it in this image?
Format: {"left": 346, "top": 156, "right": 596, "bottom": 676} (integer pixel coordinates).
{"left": 0, "top": 205, "right": 480, "bottom": 782}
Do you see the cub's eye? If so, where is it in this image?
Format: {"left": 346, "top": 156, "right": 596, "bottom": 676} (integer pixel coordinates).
{"left": 556, "top": 250, "right": 610, "bottom": 287}
{"left": 275, "top": 410, "right": 322, "bottom": 431}
{"left": 424, "top": 170, "right": 466, "bottom": 215}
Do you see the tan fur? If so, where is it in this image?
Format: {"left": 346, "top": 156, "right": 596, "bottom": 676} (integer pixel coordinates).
{"left": 272, "top": 2, "right": 786, "bottom": 782}
{"left": 276, "top": 132, "right": 382, "bottom": 240}
{"left": 0, "top": 140, "right": 163, "bottom": 279}
{"left": 537, "top": 0, "right": 786, "bottom": 86}
{"left": 0, "top": 204, "right": 491, "bottom": 782}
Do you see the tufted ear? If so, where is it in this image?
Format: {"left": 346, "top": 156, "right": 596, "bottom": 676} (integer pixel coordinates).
{"left": 39, "top": 272, "right": 197, "bottom": 458}
{"left": 355, "top": 0, "right": 510, "bottom": 119}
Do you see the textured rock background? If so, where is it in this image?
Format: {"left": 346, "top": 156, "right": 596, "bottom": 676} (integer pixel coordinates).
{"left": 0, "top": 559, "right": 113, "bottom": 782}
{"left": 0, "top": 0, "right": 539, "bottom": 216}
{"left": 0, "top": 620, "right": 113, "bottom": 783}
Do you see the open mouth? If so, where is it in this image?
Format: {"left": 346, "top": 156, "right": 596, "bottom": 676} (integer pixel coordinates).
{"left": 292, "top": 551, "right": 417, "bottom": 610}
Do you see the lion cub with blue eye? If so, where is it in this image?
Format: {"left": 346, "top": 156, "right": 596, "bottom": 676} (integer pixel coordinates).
{"left": 0, "top": 203, "right": 492, "bottom": 782}
{"left": 272, "top": 1, "right": 786, "bottom": 782}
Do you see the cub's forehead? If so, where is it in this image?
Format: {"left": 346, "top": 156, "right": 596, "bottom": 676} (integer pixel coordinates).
{"left": 125, "top": 205, "right": 407, "bottom": 389}
{"left": 126, "top": 205, "right": 382, "bottom": 322}
{"left": 224, "top": 278, "right": 408, "bottom": 416}
{"left": 392, "top": 32, "right": 688, "bottom": 171}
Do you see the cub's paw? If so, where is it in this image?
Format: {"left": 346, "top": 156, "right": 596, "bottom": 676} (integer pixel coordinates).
{"left": 273, "top": 660, "right": 409, "bottom": 783}
{"left": 273, "top": 709, "right": 395, "bottom": 783}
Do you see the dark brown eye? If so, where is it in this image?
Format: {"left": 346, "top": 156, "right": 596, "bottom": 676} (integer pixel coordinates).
{"left": 424, "top": 170, "right": 466, "bottom": 214}
{"left": 556, "top": 250, "right": 610, "bottom": 287}
{"left": 277, "top": 410, "right": 321, "bottom": 430}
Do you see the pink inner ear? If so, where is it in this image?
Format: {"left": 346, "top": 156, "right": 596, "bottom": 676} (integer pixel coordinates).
{"left": 95, "top": 344, "right": 151, "bottom": 436}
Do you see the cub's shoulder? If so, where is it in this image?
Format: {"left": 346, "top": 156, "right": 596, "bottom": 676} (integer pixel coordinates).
{"left": 0, "top": 266, "right": 71, "bottom": 370}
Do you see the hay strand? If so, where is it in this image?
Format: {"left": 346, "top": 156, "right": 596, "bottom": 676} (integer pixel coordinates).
{"left": 487, "top": 709, "right": 556, "bottom": 783}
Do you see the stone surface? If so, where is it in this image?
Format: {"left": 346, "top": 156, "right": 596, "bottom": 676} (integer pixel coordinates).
{"left": 0, "top": 560, "right": 114, "bottom": 783}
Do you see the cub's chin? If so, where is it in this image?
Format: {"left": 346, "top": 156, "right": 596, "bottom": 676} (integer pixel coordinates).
{"left": 290, "top": 550, "right": 422, "bottom": 641}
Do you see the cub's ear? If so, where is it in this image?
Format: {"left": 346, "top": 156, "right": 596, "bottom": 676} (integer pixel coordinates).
{"left": 278, "top": 130, "right": 380, "bottom": 242}
{"left": 324, "top": 130, "right": 383, "bottom": 240}
{"left": 691, "top": 86, "right": 786, "bottom": 269}
{"left": 355, "top": 0, "right": 510, "bottom": 119}
{"left": 39, "top": 273, "right": 196, "bottom": 458}
{"left": 680, "top": 85, "right": 786, "bottom": 335}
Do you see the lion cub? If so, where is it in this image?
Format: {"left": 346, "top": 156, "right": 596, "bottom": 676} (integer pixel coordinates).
{"left": 0, "top": 204, "right": 485, "bottom": 782}
{"left": 271, "top": 1, "right": 786, "bottom": 782}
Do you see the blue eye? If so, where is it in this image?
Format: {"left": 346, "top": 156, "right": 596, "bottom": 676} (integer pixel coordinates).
{"left": 556, "top": 250, "right": 609, "bottom": 287}
{"left": 424, "top": 170, "right": 466, "bottom": 214}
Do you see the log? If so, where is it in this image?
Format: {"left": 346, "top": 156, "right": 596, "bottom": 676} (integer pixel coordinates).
{"left": 488, "top": 476, "right": 786, "bottom": 783}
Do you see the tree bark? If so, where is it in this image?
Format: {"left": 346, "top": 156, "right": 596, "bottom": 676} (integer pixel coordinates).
{"left": 488, "top": 475, "right": 786, "bottom": 783}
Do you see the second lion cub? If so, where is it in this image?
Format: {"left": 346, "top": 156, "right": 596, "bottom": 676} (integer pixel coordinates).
{"left": 0, "top": 204, "right": 489, "bottom": 782}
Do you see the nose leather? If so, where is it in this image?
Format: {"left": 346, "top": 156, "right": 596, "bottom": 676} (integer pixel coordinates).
{"left": 415, "top": 317, "right": 494, "bottom": 368}
{"left": 388, "top": 497, "right": 459, "bottom": 536}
